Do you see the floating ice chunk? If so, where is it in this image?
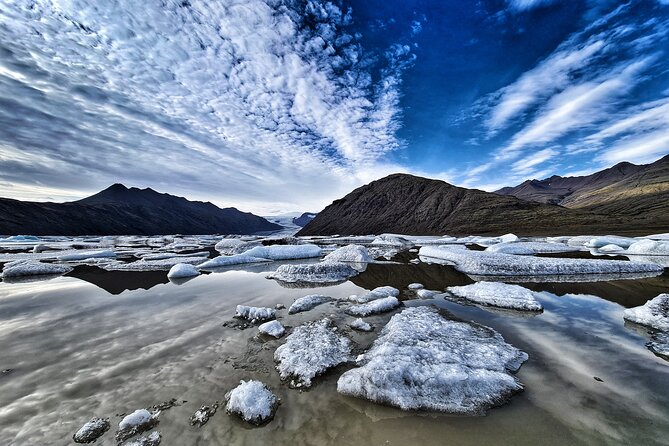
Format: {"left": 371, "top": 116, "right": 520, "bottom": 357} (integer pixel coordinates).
{"left": 322, "top": 244, "right": 371, "bottom": 265}
{"left": 115, "top": 409, "right": 158, "bottom": 442}
{"left": 416, "top": 289, "right": 437, "bottom": 299}
{"left": 346, "top": 296, "right": 401, "bottom": 317}
{"left": 167, "top": 263, "right": 199, "bottom": 279}
{"left": 123, "top": 431, "right": 161, "bottom": 446}
{"left": 32, "top": 244, "right": 48, "bottom": 253}
{"left": 419, "top": 246, "right": 663, "bottom": 277}
{"left": 447, "top": 282, "right": 543, "bottom": 311}
{"left": 349, "top": 318, "right": 373, "bottom": 332}
{"left": 259, "top": 320, "right": 286, "bottom": 338}
{"left": 468, "top": 234, "right": 519, "bottom": 247}
{"left": 72, "top": 417, "right": 110, "bottom": 443}
{"left": 337, "top": 306, "right": 528, "bottom": 414}
{"left": 623, "top": 294, "right": 669, "bottom": 331}
{"left": 346, "top": 286, "right": 399, "bottom": 304}
{"left": 486, "top": 242, "right": 579, "bottom": 255}
{"left": 103, "top": 256, "right": 206, "bottom": 272}
{"left": 598, "top": 244, "right": 625, "bottom": 253}
{"left": 56, "top": 250, "right": 116, "bottom": 261}
{"left": 138, "top": 251, "right": 208, "bottom": 261}
{"left": 225, "top": 380, "right": 279, "bottom": 425}
{"left": 288, "top": 294, "right": 332, "bottom": 314}
{"left": 235, "top": 305, "right": 276, "bottom": 323}
{"left": 274, "top": 318, "right": 352, "bottom": 388}
{"left": 197, "top": 254, "right": 270, "bottom": 270}
{"left": 625, "top": 239, "right": 669, "bottom": 256}
{"left": 1, "top": 260, "right": 72, "bottom": 278}
{"left": 0, "top": 235, "right": 40, "bottom": 243}
{"left": 268, "top": 262, "right": 359, "bottom": 285}
{"left": 371, "top": 234, "right": 412, "bottom": 247}
{"left": 408, "top": 283, "right": 424, "bottom": 290}
{"left": 214, "top": 238, "right": 245, "bottom": 254}
{"left": 586, "top": 236, "right": 636, "bottom": 249}
{"left": 242, "top": 244, "right": 322, "bottom": 260}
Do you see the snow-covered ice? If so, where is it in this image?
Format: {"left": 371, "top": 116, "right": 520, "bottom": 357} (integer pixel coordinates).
{"left": 349, "top": 318, "right": 373, "bottom": 332}
{"left": 346, "top": 286, "right": 399, "bottom": 304}
{"left": 72, "top": 417, "right": 110, "bottom": 443}
{"left": 345, "top": 296, "right": 401, "bottom": 317}
{"left": 225, "top": 380, "right": 279, "bottom": 425}
{"left": 288, "top": 294, "right": 332, "bottom": 314}
{"left": 597, "top": 244, "right": 625, "bottom": 253}
{"left": 274, "top": 318, "right": 352, "bottom": 388}
{"left": 337, "top": 306, "right": 528, "bottom": 414}
{"left": 1, "top": 260, "right": 73, "bottom": 278}
{"left": 268, "top": 262, "right": 359, "bottom": 285}
{"left": 197, "top": 254, "right": 269, "bottom": 270}
{"left": 419, "top": 245, "right": 664, "bottom": 277}
{"left": 623, "top": 294, "right": 669, "bottom": 331}
{"left": 235, "top": 305, "right": 276, "bottom": 323}
{"left": 447, "top": 282, "right": 543, "bottom": 311}
{"left": 322, "top": 244, "right": 371, "bottom": 266}
{"left": 241, "top": 244, "right": 322, "bottom": 260}
{"left": 625, "top": 239, "right": 669, "bottom": 256}
{"left": 167, "top": 263, "right": 199, "bottom": 279}
{"left": 258, "top": 320, "right": 286, "bottom": 338}
{"left": 115, "top": 409, "right": 158, "bottom": 442}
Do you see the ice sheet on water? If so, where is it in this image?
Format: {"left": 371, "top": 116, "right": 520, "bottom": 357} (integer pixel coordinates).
{"left": 167, "top": 263, "right": 199, "bottom": 279}
{"left": 235, "top": 305, "right": 276, "bottom": 323}
{"left": 225, "top": 380, "right": 279, "bottom": 425}
{"left": 419, "top": 245, "right": 664, "bottom": 277}
{"left": 241, "top": 244, "right": 322, "bottom": 260}
{"left": 274, "top": 318, "right": 352, "bottom": 388}
{"left": 197, "top": 254, "right": 270, "bottom": 270}
{"left": 1, "top": 260, "right": 73, "bottom": 278}
{"left": 268, "top": 262, "right": 359, "bottom": 285}
{"left": 447, "top": 282, "right": 543, "bottom": 311}
{"left": 345, "top": 296, "right": 401, "bottom": 317}
{"left": 337, "top": 306, "right": 528, "bottom": 414}
{"left": 288, "top": 294, "right": 332, "bottom": 314}
{"left": 623, "top": 293, "right": 669, "bottom": 331}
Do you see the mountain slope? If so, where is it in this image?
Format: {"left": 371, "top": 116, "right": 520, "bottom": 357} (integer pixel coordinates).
{"left": 0, "top": 184, "right": 281, "bottom": 236}
{"left": 297, "top": 174, "right": 662, "bottom": 237}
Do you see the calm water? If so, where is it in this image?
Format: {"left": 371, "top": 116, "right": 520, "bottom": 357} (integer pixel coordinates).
{"left": 1, "top": 259, "right": 668, "bottom": 446}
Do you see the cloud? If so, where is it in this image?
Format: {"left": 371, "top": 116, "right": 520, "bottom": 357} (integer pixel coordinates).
{"left": 0, "top": 0, "right": 417, "bottom": 213}
{"left": 512, "top": 148, "right": 559, "bottom": 173}
{"left": 506, "top": 0, "right": 556, "bottom": 12}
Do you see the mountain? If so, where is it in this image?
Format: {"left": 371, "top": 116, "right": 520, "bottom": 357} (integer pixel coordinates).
{"left": 496, "top": 155, "right": 669, "bottom": 224}
{"left": 297, "top": 173, "right": 667, "bottom": 237}
{"left": 0, "top": 184, "right": 281, "bottom": 236}
{"left": 292, "top": 212, "right": 317, "bottom": 227}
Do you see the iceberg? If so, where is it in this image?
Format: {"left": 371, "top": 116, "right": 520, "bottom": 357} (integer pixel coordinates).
{"left": 486, "top": 242, "right": 579, "bottom": 255}
{"left": 337, "top": 306, "right": 527, "bottom": 414}
{"left": 225, "top": 380, "right": 279, "bottom": 425}
{"left": 371, "top": 234, "right": 413, "bottom": 247}
{"left": 167, "top": 263, "right": 200, "bottom": 279}
{"left": 1, "top": 260, "right": 73, "bottom": 278}
{"left": 234, "top": 305, "right": 276, "bottom": 323}
{"left": 72, "top": 417, "right": 110, "bottom": 444}
{"left": 214, "top": 238, "right": 245, "bottom": 254}
{"left": 623, "top": 293, "right": 669, "bottom": 331}
{"left": 322, "top": 244, "right": 372, "bottom": 265}
{"left": 585, "top": 236, "right": 636, "bottom": 249}
{"left": 274, "top": 318, "right": 352, "bottom": 388}
{"left": 345, "top": 296, "right": 401, "bottom": 317}
{"left": 346, "top": 286, "right": 399, "bottom": 304}
{"left": 268, "top": 262, "right": 359, "bottom": 285}
{"left": 288, "top": 294, "right": 332, "bottom": 314}
{"left": 407, "top": 283, "right": 424, "bottom": 290}
{"left": 197, "top": 254, "right": 269, "bottom": 270}
{"left": 419, "top": 245, "right": 664, "bottom": 278}
{"left": 103, "top": 256, "right": 206, "bottom": 272}
{"left": 241, "top": 244, "right": 322, "bottom": 260}
{"left": 258, "top": 320, "right": 286, "bottom": 338}
{"left": 625, "top": 239, "right": 669, "bottom": 256}
{"left": 447, "top": 282, "right": 543, "bottom": 311}
{"left": 416, "top": 289, "right": 437, "bottom": 299}
{"left": 597, "top": 244, "right": 625, "bottom": 253}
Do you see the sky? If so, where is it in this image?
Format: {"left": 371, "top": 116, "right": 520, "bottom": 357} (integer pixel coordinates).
{"left": 0, "top": 0, "right": 668, "bottom": 214}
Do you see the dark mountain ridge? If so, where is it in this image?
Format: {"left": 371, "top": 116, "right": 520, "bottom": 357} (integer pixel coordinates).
{"left": 0, "top": 184, "right": 281, "bottom": 236}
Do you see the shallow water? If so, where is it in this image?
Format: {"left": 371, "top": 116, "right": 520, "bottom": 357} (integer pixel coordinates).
{"left": 0, "top": 259, "right": 668, "bottom": 446}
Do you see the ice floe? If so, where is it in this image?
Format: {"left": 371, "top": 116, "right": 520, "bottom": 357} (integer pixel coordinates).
{"left": 197, "top": 254, "right": 269, "bottom": 270}
{"left": 371, "top": 234, "right": 413, "bottom": 247}
{"left": 486, "top": 241, "right": 579, "bottom": 255}
{"left": 1, "top": 260, "right": 73, "bottom": 278}
{"left": 416, "top": 289, "right": 438, "bottom": 299}
{"left": 623, "top": 294, "right": 669, "bottom": 331}
{"left": 72, "top": 417, "right": 110, "bottom": 443}
{"left": 322, "top": 244, "right": 371, "bottom": 265}
{"left": 346, "top": 286, "right": 399, "bottom": 304}
{"left": 167, "top": 263, "right": 199, "bottom": 279}
{"left": 408, "top": 283, "right": 424, "bottom": 290}
{"left": 225, "top": 380, "right": 279, "bottom": 425}
{"left": 419, "top": 245, "right": 664, "bottom": 278}
{"left": 625, "top": 239, "right": 669, "bottom": 256}
{"left": 288, "top": 294, "right": 332, "bottom": 314}
{"left": 585, "top": 236, "right": 636, "bottom": 249}
{"left": 337, "top": 306, "right": 528, "bottom": 414}
{"left": 241, "top": 244, "right": 322, "bottom": 260}
{"left": 345, "top": 296, "right": 401, "bottom": 317}
{"left": 259, "top": 320, "right": 286, "bottom": 338}
{"left": 447, "top": 282, "right": 543, "bottom": 311}
{"left": 214, "top": 238, "right": 246, "bottom": 254}
{"left": 235, "top": 305, "right": 276, "bottom": 323}
{"left": 349, "top": 318, "right": 373, "bottom": 332}
{"left": 267, "top": 262, "right": 359, "bottom": 285}
{"left": 123, "top": 431, "right": 161, "bottom": 446}
{"left": 56, "top": 249, "right": 116, "bottom": 261}
{"left": 102, "top": 256, "right": 207, "bottom": 272}
{"left": 274, "top": 318, "right": 352, "bottom": 388}
{"left": 597, "top": 244, "right": 625, "bottom": 253}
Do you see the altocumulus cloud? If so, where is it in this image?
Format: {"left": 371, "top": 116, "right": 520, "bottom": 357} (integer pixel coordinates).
{"left": 0, "top": 0, "right": 414, "bottom": 212}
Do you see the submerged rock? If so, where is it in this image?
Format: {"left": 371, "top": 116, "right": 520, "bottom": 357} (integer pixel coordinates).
{"left": 274, "top": 318, "right": 352, "bottom": 388}
{"left": 115, "top": 409, "right": 159, "bottom": 442}
{"left": 189, "top": 403, "right": 219, "bottom": 427}
{"left": 345, "top": 296, "right": 401, "bottom": 317}
{"left": 72, "top": 417, "right": 110, "bottom": 443}
{"left": 235, "top": 305, "right": 276, "bottom": 323}
{"left": 288, "top": 294, "right": 332, "bottom": 314}
{"left": 268, "top": 262, "right": 359, "bottom": 285}
{"left": 337, "top": 306, "right": 528, "bottom": 414}
{"left": 225, "top": 380, "right": 279, "bottom": 425}
{"left": 623, "top": 293, "right": 669, "bottom": 331}
{"left": 258, "top": 320, "right": 286, "bottom": 338}
{"left": 447, "top": 282, "right": 543, "bottom": 311}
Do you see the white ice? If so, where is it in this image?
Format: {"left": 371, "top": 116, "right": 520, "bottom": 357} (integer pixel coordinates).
{"left": 225, "top": 380, "right": 279, "bottom": 425}
{"left": 167, "top": 263, "right": 200, "bottom": 279}
{"left": 274, "top": 318, "right": 351, "bottom": 388}
{"left": 288, "top": 294, "right": 332, "bottom": 314}
{"left": 598, "top": 244, "right": 625, "bottom": 253}
{"left": 623, "top": 293, "right": 669, "bottom": 331}
{"left": 56, "top": 249, "right": 116, "bottom": 261}
{"left": 625, "top": 239, "right": 669, "bottom": 256}
{"left": 103, "top": 256, "right": 206, "bottom": 272}
{"left": 447, "top": 282, "right": 543, "bottom": 311}
{"left": 346, "top": 286, "right": 399, "bottom": 304}
{"left": 118, "top": 409, "right": 152, "bottom": 431}
{"left": 337, "top": 306, "right": 527, "bottom": 414}
{"left": 235, "top": 305, "right": 276, "bottom": 323}
{"left": 197, "top": 254, "right": 270, "bottom": 270}
{"left": 408, "top": 283, "right": 424, "bottom": 290}
{"left": 214, "top": 238, "right": 245, "bottom": 254}
{"left": 242, "top": 244, "right": 322, "bottom": 260}
{"left": 585, "top": 236, "right": 636, "bottom": 249}
{"left": 349, "top": 318, "right": 373, "bottom": 332}
{"left": 486, "top": 241, "right": 579, "bottom": 255}
{"left": 258, "top": 320, "right": 286, "bottom": 338}
{"left": 268, "top": 262, "right": 359, "bottom": 284}
{"left": 345, "top": 295, "right": 401, "bottom": 317}
{"left": 371, "top": 234, "right": 413, "bottom": 247}
{"left": 1, "top": 260, "right": 73, "bottom": 278}
{"left": 322, "top": 244, "right": 371, "bottom": 266}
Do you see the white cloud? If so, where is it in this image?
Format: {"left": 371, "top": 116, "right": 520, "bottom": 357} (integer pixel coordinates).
{"left": 596, "top": 132, "right": 669, "bottom": 165}
{"left": 506, "top": 0, "right": 555, "bottom": 12}
{"left": 512, "top": 148, "right": 559, "bottom": 173}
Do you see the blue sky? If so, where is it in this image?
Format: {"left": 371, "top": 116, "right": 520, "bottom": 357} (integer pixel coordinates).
{"left": 0, "top": 0, "right": 668, "bottom": 213}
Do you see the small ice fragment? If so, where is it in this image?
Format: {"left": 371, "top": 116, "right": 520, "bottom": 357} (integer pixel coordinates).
{"left": 258, "top": 320, "right": 286, "bottom": 338}
{"left": 288, "top": 295, "right": 332, "bottom": 314}
{"left": 345, "top": 296, "right": 401, "bottom": 317}
{"left": 235, "top": 305, "right": 276, "bottom": 323}
{"left": 167, "top": 263, "right": 199, "bottom": 279}
{"left": 225, "top": 380, "right": 279, "bottom": 425}
{"left": 349, "top": 318, "right": 373, "bottom": 332}
{"left": 408, "top": 283, "right": 424, "bottom": 290}
{"left": 623, "top": 293, "right": 669, "bottom": 331}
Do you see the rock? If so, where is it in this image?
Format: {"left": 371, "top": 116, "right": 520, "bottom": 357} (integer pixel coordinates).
{"left": 72, "top": 417, "right": 110, "bottom": 443}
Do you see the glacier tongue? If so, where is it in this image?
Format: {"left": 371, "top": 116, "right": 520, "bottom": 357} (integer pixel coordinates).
{"left": 337, "top": 306, "right": 528, "bottom": 414}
